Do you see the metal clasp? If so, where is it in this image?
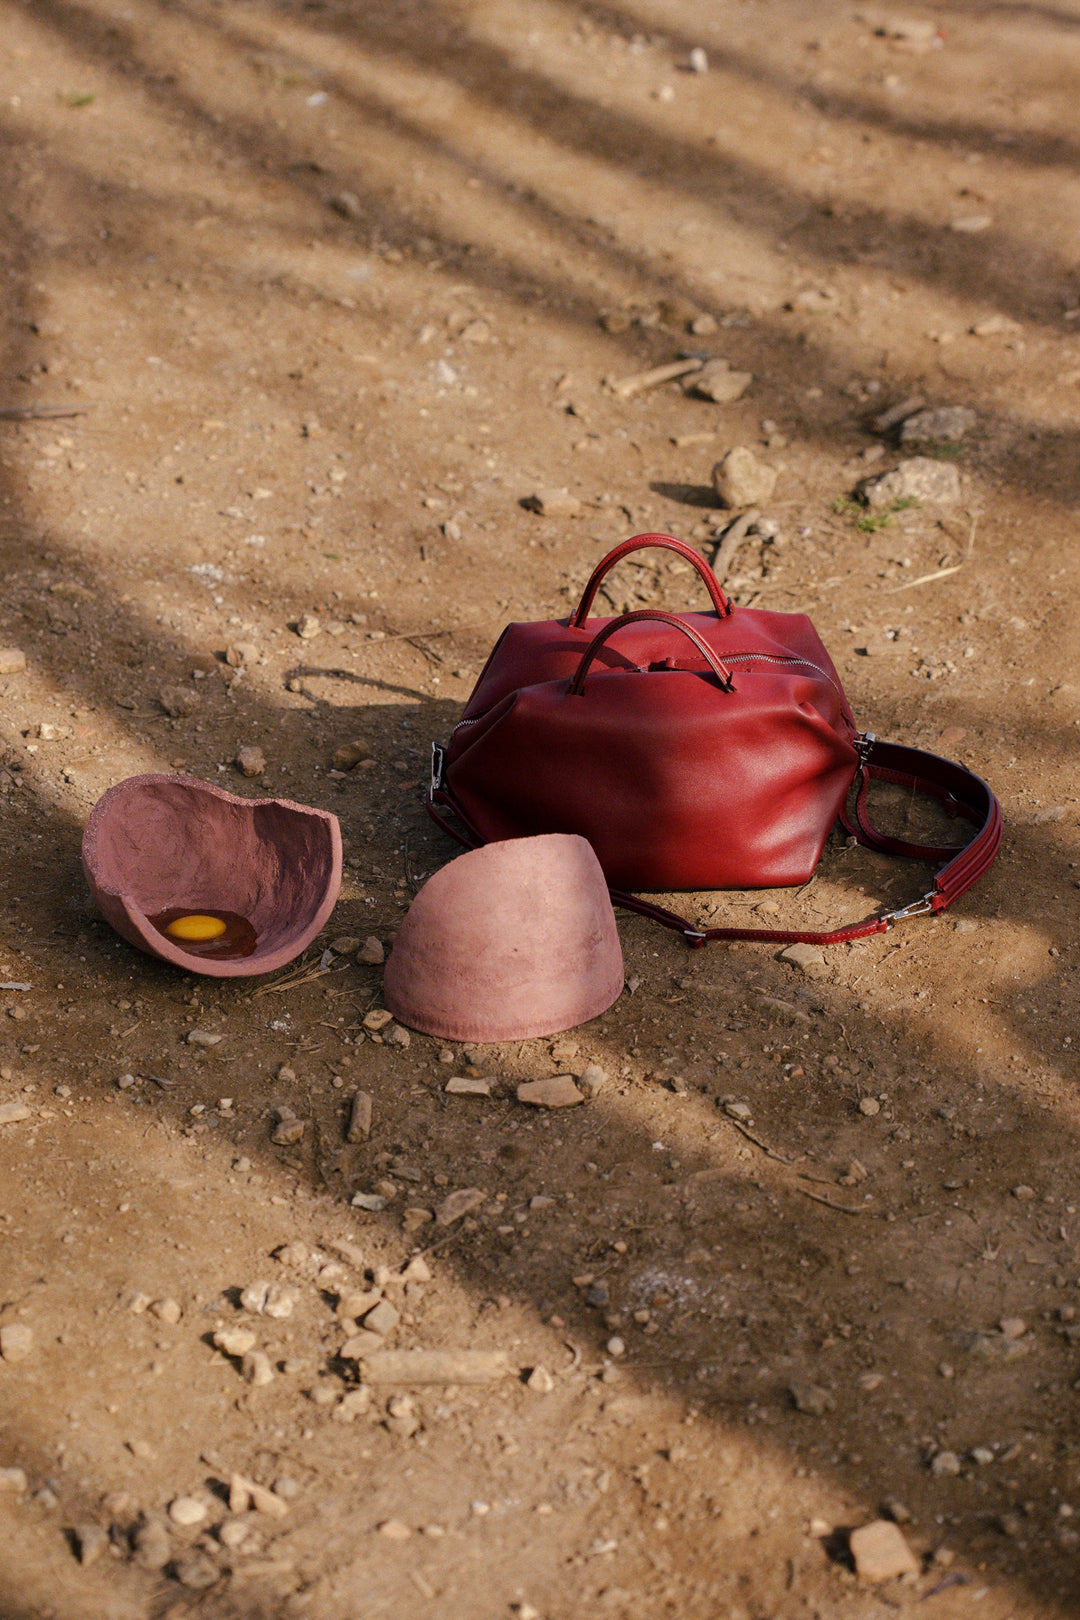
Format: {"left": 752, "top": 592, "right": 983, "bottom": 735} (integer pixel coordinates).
{"left": 430, "top": 743, "right": 446, "bottom": 794}
{"left": 855, "top": 731, "right": 877, "bottom": 763}
{"left": 884, "top": 892, "right": 935, "bottom": 924}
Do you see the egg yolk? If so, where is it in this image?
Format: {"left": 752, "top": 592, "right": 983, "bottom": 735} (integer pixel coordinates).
{"left": 165, "top": 913, "right": 229, "bottom": 942}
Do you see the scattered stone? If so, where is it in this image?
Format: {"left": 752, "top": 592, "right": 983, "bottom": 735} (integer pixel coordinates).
{"left": 606, "top": 1336, "right": 625, "bottom": 1358}
{"left": 242, "top": 1350, "right": 275, "bottom": 1387}
{"left": 711, "top": 446, "right": 777, "bottom": 508}
{"left": 1012, "top": 1184, "right": 1036, "bottom": 1201}
{"left": 328, "top": 190, "right": 362, "bottom": 220}
{"left": 133, "top": 1517, "right": 171, "bottom": 1572}
{"left": 225, "top": 642, "right": 258, "bottom": 668}
{"left": 386, "top": 1024, "right": 411, "bottom": 1049}
{"left": 971, "top": 1446, "right": 996, "bottom": 1465}
{"left": 159, "top": 685, "right": 198, "bottom": 718}
{"left": 331, "top": 738, "right": 373, "bottom": 771}
{"left": 271, "top": 1113, "right": 306, "bottom": 1146}
{"left": 435, "top": 1187, "right": 486, "bottom": 1226}
{"left": 72, "top": 1523, "right": 109, "bottom": 1567}
{"left": 363, "top": 1299, "right": 401, "bottom": 1337}
{"left": 214, "top": 1326, "right": 257, "bottom": 1357}
{"left": 849, "top": 1519, "right": 920, "bottom": 1582}
{"left": 445, "top": 1076, "right": 492, "bottom": 1097}
{"left": 329, "top": 935, "right": 360, "bottom": 955}
{"left": 151, "top": 1297, "right": 182, "bottom": 1325}
{"left": 859, "top": 457, "right": 961, "bottom": 509}
{"left": 999, "top": 1316, "right": 1027, "bottom": 1341}
{"left": 786, "top": 286, "right": 838, "bottom": 313}
{"left": 174, "top": 1553, "right": 219, "bottom": 1591}
{"left": 335, "top": 1386, "right": 372, "bottom": 1423}
{"left": 186, "top": 1028, "right": 222, "bottom": 1047}
{"left": 0, "top": 1468, "right": 27, "bottom": 1493}
{"left": 790, "top": 1382, "right": 835, "bottom": 1416}
{"left": 0, "top": 1102, "right": 32, "bottom": 1125}
{"left": 516, "top": 1076, "right": 584, "bottom": 1108}
{"left": 871, "top": 393, "right": 926, "bottom": 433}
{"left": 688, "top": 46, "right": 708, "bottom": 72}
{"left": 724, "top": 1099, "right": 753, "bottom": 1122}
{"left": 690, "top": 312, "right": 717, "bottom": 335}
{"left": 951, "top": 212, "right": 993, "bottom": 234}
{"left": 0, "top": 1323, "right": 34, "bottom": 1362}
{"left": 351, "top": 1192, "right": 387, "bottom": 1212}
{"left": 898, "top": 406, "right": 976, "bottom": 444}
{"left": 376, "top": 1519, "right": 412, "bottom": 1541}
{"left": 778, "top": 942, "right": 827, "bottom": 978}
{"left": 966, "top": 1330, "right": 1030, "bottom": 1364}
{"left": 169, "top": 1496, "right": 208, "bottom": 1527}
{"left": 577, "top": 1064, "right": 607, "bottom": 1100}
{"left": 526, "top": 1365, "right": 555, "bottom": 1394}
{"left": 609, "top": 358, "right": 704, "bottom": 399}
{"left": 686, "top": 360, "right": 753, "bottom": 404}
{"left": 521, "top": 488, "right": 582, "bottom": 517}
{"left": 930, "top": 1449, "right": 962, "bottom": 1477}
{"left": 340, "top": 1329, "right": 386, "bottom": 1360}
{"left": 385, "top": 1392, "right": 421, "bottom": 1438}
{"left": 971, "top": 313, "right": 1022, "bottom": 337}
{"left": 858, "top": 1096, "right": 881, "bottom": 1117}
{"left": 236, "top": 745, "right": 266, "bottom": 777}
{"left": 0, "top": 649, "right": 26, "bottom": 675}
{"left": 361, "top": 1349, "right": 511, "bottom": 1384}
{"left": 347, "top": 1091, "right": 373, "bottom": 1142}
{"left": 229, "top": 1473, "right": 288, "bottom": 1517}
{"left": 295, "top": 613, "right": 321, "bottom": 640}
{"left": 358, "top": 936, "right": 385, "bottom": 965}
{"left": 363, "top": 1009, "right": 394, "bottom": 1032}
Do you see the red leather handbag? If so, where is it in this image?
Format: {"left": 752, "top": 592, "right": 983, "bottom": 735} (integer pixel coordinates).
{"left": 428, "top": 534, "right": 1002, "bottom": 947}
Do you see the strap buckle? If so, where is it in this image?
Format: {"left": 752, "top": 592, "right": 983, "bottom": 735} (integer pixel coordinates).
{"left": 884, "top": 892, "right": 936, "bottom": 924}
{"left": 855, "top": 731, "right": 877, "bottom": 763}
{"left": 430, "top": 743, "right": 446, "bottom": 794}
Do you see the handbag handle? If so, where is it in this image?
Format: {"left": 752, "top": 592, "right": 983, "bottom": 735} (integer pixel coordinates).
{"left": 569, "top": 533, "right": 734, "bottom": 627}
{"left": 569, "top": 609, "right": 735, "bottom": 695}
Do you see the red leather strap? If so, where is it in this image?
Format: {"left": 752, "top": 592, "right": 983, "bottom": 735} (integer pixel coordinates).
{"left": 624, "top": 736, "right": 1001, "bottom": 946}
{"left": 569, "top": 533, "right": 733, "bottom": 626}
{"left": 570, "top": 610, "right": 735, "bottom": 694}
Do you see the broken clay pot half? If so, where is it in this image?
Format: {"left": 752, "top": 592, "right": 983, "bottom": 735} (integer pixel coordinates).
{"left": 383, "top": 832, "right": 624, "bottom": 1042}
{"left": 81, "top": 773, "right": 342, "bottom": 978}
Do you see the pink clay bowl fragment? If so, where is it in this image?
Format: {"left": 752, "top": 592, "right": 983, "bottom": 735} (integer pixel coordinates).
{"left": 81, "top": 774, "right": 342, "bottom": 978}
{"left": 383, "top": 833, "right": 624, "bottom": 1042}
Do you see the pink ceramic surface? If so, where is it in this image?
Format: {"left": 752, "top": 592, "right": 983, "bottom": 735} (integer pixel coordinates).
{"left": 81, "top": 774, "right": 342, "bottom": 978}
{"left": 383, "top": 833, "right": 624, "bottom": 1042}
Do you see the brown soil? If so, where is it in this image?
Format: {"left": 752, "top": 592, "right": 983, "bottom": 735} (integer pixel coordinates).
{"left": 1, "top": 3, "right": 1079, "bottom": 1618}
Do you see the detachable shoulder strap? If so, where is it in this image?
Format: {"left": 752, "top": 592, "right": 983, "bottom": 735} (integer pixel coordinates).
{"left": 426, "top": 734, "right": 1003, "bottom": 949}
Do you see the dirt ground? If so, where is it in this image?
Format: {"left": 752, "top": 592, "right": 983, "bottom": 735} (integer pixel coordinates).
{"left": 1, "top": 1, "right": 1079, "bottom": 1616}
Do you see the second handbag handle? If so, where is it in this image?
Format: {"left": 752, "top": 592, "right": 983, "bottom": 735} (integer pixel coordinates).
{"left": 569, "top": 609, "right": 735, "bottom": 695}
{"left": 569, "top": 533, "right": 734, "bottom": 626}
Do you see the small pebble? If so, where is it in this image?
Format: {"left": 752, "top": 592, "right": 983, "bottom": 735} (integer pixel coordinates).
{"left": 0, "top": 648, "right": 27, "bottom": 675}
{"left": 241, "top": 1350, "right": 275, "bottom": 1387}
{"left": 72, "top": 1523, "right": 109, "bottom": 1567}
{"left": 174, "top": 1553, "right": 219, "bottom": 1591}
{"left": 159, "top": 685, "right": 198, "bottom": 718}
{"left": 0, "top": 1468, "right": 27, "bottom": 1493}
{"left": 151, "top": 1298, "right": 182, "bottom": 1325}
{"left": 169, "top": 1496, "right": 208, "bottom": 1527}
{"left": 712, "top": 446, "right": 777, "bottom": 508}
{"left": 186, "top": 1028, "right": 222, "bottom": 1047}
{"left": 849, "top": 1519, "right": 919, "bottom": 1582}
{"left": 330, "top": 935, "right": 361, "bottom": 955}
{"left": 0, "top": 1102, "right": 32, "bottom": 1125}
{"left": 271, "top": 1115, "right": 306, "bottom": 1146}
{"left": 445, "top": 1076, "right": 492, "bottom": 1097}
{"left": 858, "top": 1097, "right": 881, "bottom": 1117}
{"left": 790, "top": 1382, "right": 835, "bottom": 1416}
{"left": 213, "top": 1326, "right": 257, "bottom": 1357}
{"left": 363, "top": 1009, "right": 394, "bottom": 1032}
{"left": 133, "top": 1518, "right": 172, "bottom": 1571}
{"left": 526, "top": 1365, "right": 555, "bottom": 1394}
{"left": 358, "top": 936, "right": 385, "bottom": 965}
{"left": 346, "top": 1090, "right": 373, "bottom": 1142}
{"left": 376, "top": 1519, "right": 412, "bottom": 1541}
{"left": 516, "top": 1076, "right": 583, "bottom": 1108}
{"left": 295, "top": 613, "right": 321, "bottom": 640}
{"left": 688, "top": 46, "right": 708, "bottom": 72}
{"left": 577, "top": 1064, "right": 607, "bottom": 1099}
{"left": 930, "top": 1449, "right": 962, "bottom": 1477}
{"left": 331, "top": 738, "right": 372, "bottom": 771}
{"left": 236, "top": 746, "right": 266, "bottom": 777}
{"left": 0, "top": 1323, "right": 34, "bottom": 1362}
{"left": 724, "top": 1099, "right": 753, "bottom": 1122}
{"left": 435, "top": 1187, "right": 486, "bottom": 1226}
